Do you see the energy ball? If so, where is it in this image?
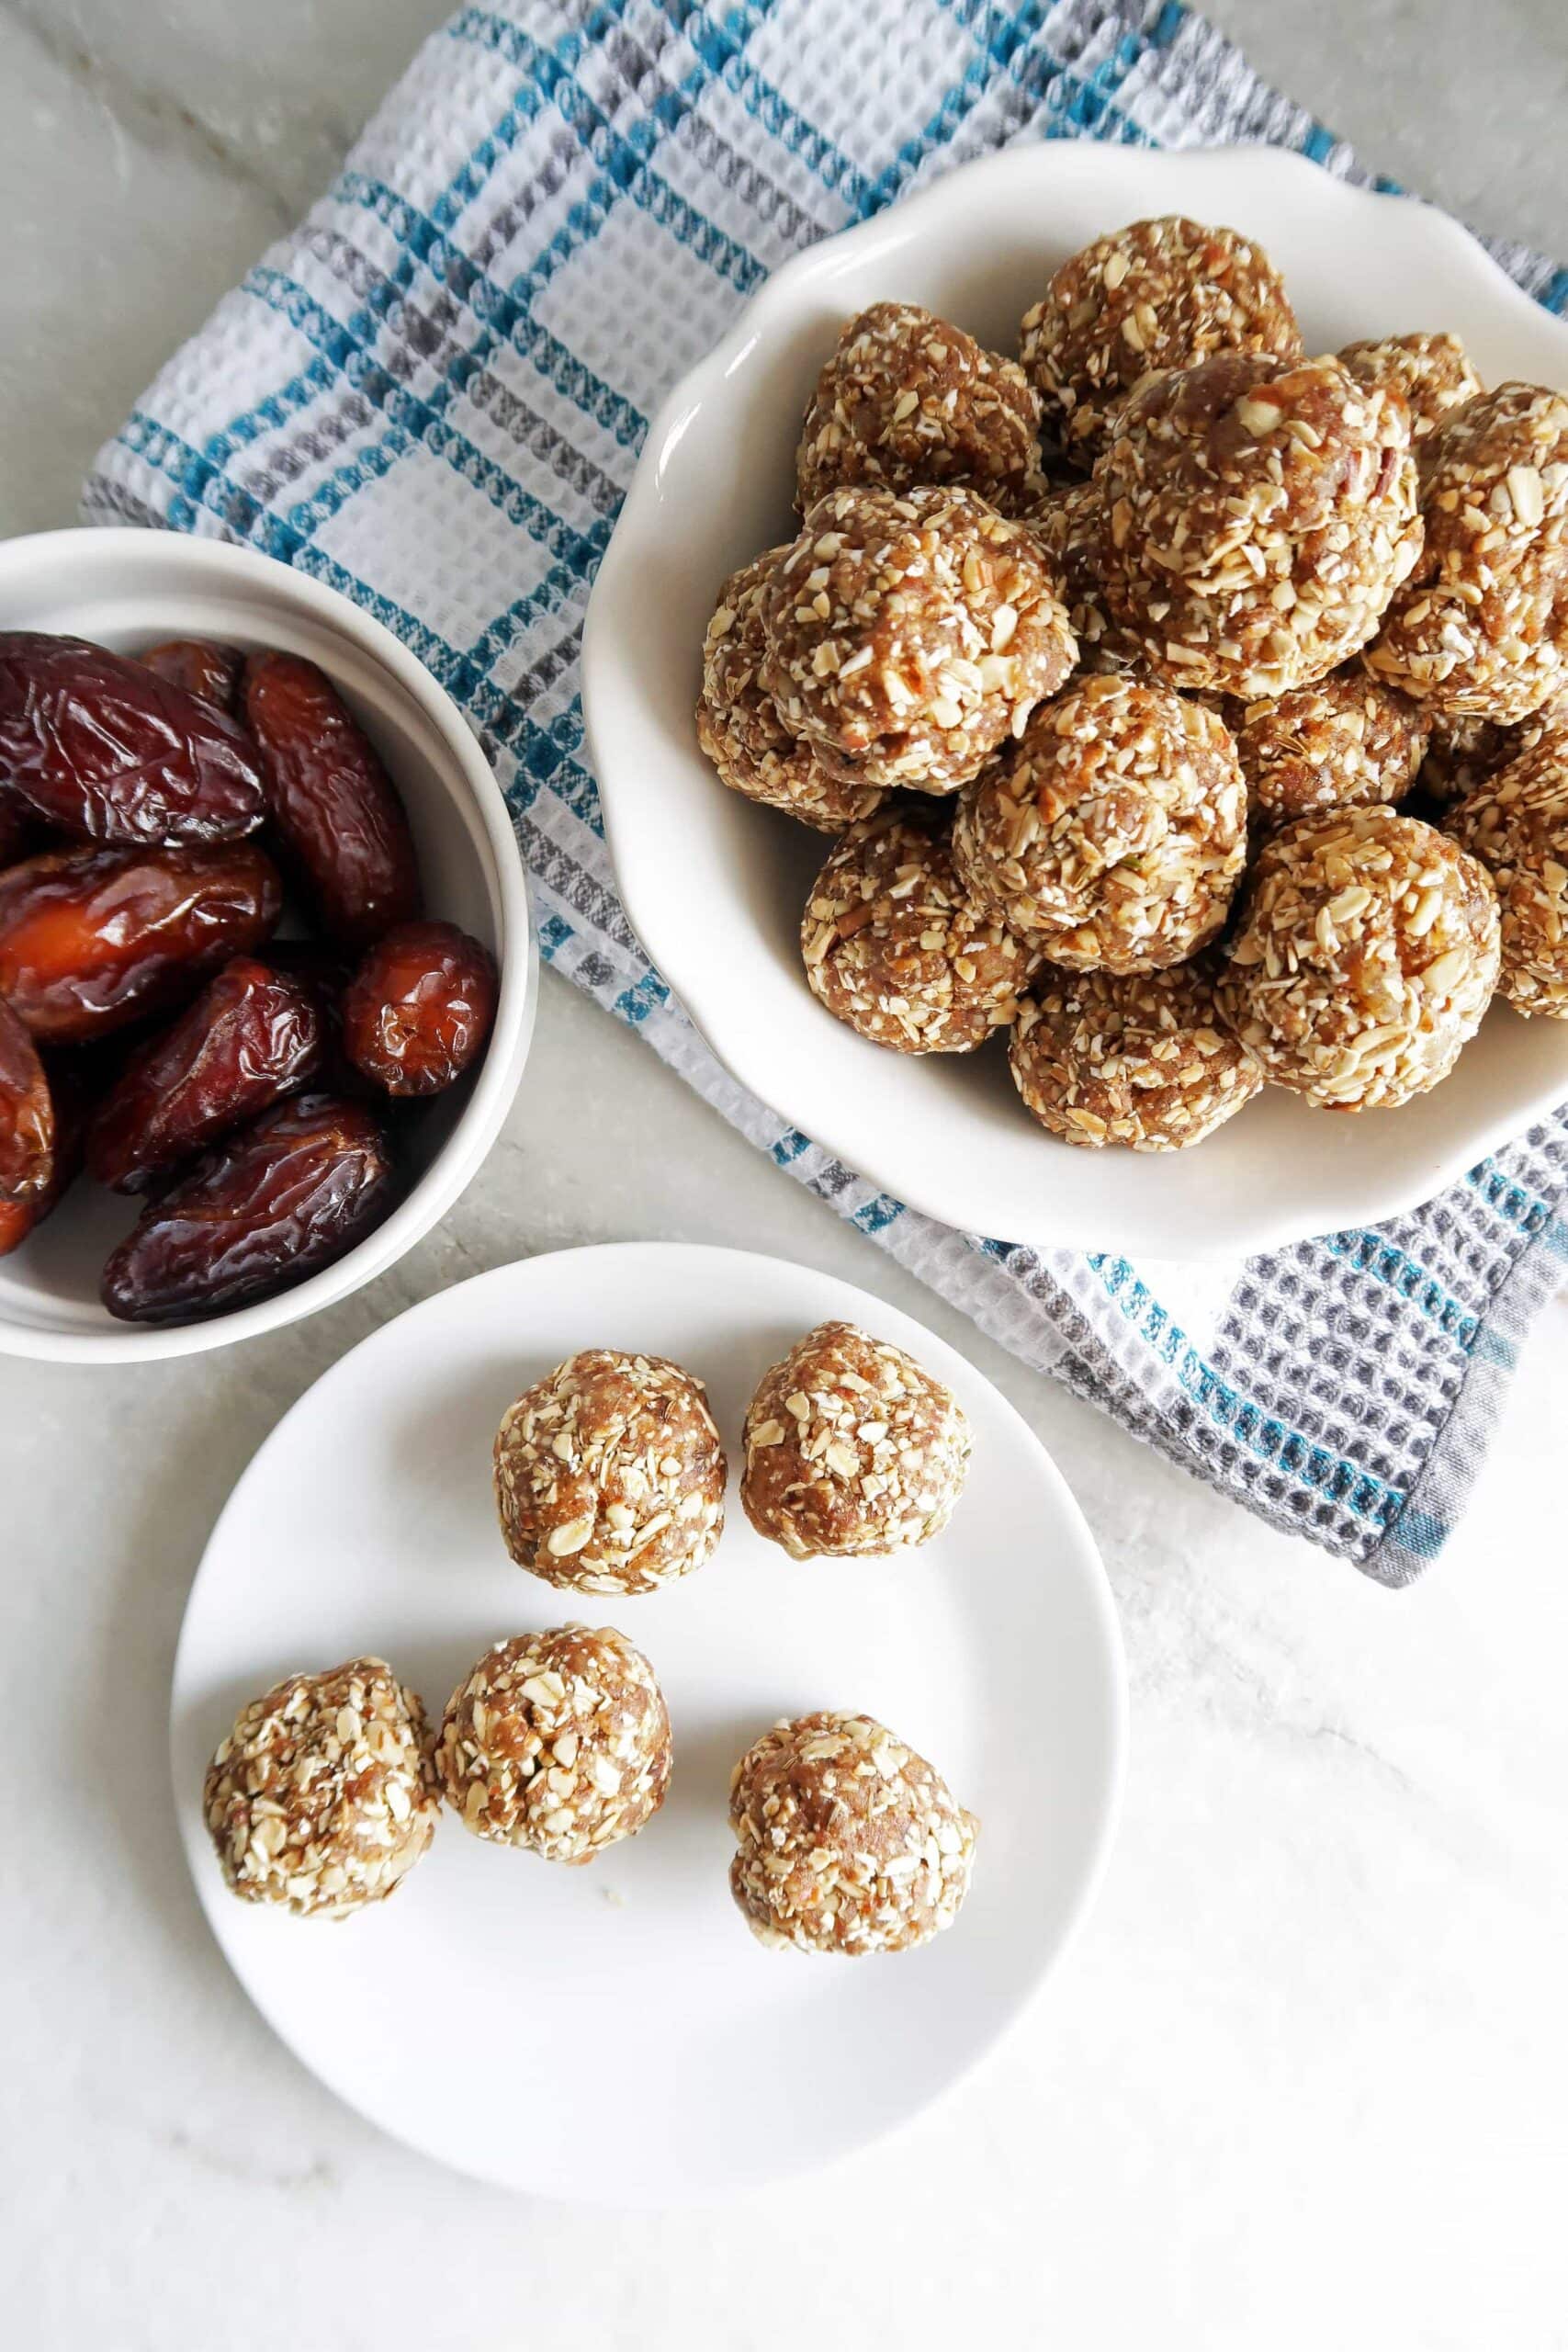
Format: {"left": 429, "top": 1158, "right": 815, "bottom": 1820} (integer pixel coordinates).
{"left": 1337, "top": 332, "right": 1484, "bottom": 450}
{"left": 741, "top": 1319, "right": 970, "bottom": 1559}
{"left": 494, "top": 1349, "right": 726, "bottom": 1595}
{"left": 795, "top": 301, "right": 1042, "bottom": 514}
{"left": 1221, "top": 667, "right": 1431, "bottom": 833}
{"left": 1029, "top": 479, "right": 1143, "bottom": 673}
{"left": 1019, "top": 215, "right": 1302, "bottom": 465}
{"left": 728, "top": 1711, "right": 977, "bottom": 1955}
{"left": 696, "top": 551, "right": 886, "bottom": 831}
{"left": 1366, "top": 382, "right": 1568, "bottom": 722}
{"left": 203, "top": 1657, "right": 439, "bottom": 1919}
{"left": 1445, "top": 736, "right": 1568, "bottom": 1015}
{"left": 760, "top": 484, "right": 1077, "bottom": 795}
{"left": 1096, "top": 350, "right": 1423, "bottom": 698}
{"left": 951, "top": 673, "right": 1247, "bottom": 970}
{"left": 437, "top": 1625, "right": 671, "bottom": 1863}
{"left": 800, "top": 805, "right": 1038, "bottom": 1052}
{"left": 1011, "top": 961, "right": 1262, "bottom": 1151}
{"left": 1215, "top": 807, "right": 1500, "bottom": 1109}
{"left": 1418, "top": 687, "right": 1568, "bottom": 805}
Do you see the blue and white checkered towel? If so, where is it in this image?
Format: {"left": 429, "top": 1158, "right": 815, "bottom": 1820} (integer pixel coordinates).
{"left": 85, "top": 0, "right": 1568, "bottom": 1582}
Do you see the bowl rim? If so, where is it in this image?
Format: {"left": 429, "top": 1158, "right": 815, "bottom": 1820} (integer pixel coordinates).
{"left": 584, "top": 141, "right": 1568, "bottom": 1259}
{"left": 0, "top": 526, "right": 536, "bottom": 1363}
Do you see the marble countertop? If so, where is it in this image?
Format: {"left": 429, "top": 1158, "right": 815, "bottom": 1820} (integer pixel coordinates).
{"left": 5, "top": 4, "right": 1568, "bottom": 2344}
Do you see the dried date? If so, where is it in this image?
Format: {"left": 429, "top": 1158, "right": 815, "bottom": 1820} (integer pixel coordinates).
{"left": 0, "top": 995, "right": 53, "bottom": 1203}
{"left": 87, "top": 956, "right": 324, "bottom": 1192}
{"left": 0, "top": 1054, "right": 91, "bottom": 1254}
{"left": 101, "top": 1092, "right": 395, "bottom": 1324}
{"left": 0, "top": 631, "right": 266, "bottom": 843}
{"left": 0, "top": 841, "right": 282, "bottom": 1043}
{"left": 243, "top": 651, "right": 422, "bottom": 946}
{"left": 342, "top": 920, "right": 499, "bottom": 1096}
{"left": 0, "top": 786, "right": 34, "bottom": 868}
{"left": 139, "top": 638, "right": 243, "bottom": 714}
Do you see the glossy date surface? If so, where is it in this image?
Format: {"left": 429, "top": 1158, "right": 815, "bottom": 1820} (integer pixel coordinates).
{"left": 101, "top": 1092, "right": 395, "bottom": 1323}
{"left": 0, "top": 631, "right": 266, "bottom": 844}
{"left": 342, "top": 920, "right": 499, "bottom": 1096}
{"left": 0, "top": 995, "right": 54, "bottom": 1204}
{"left": 87, "top": 955, "right": 324, "bottom": 1192}
{"left": 0, "top": 841, "right": 283, "bottom": 1042}
{"left": 243, "top": 652, "right": 421, "bottom": 947}
{"left": 139, "top": 638, "right": 243, "bottom": 714}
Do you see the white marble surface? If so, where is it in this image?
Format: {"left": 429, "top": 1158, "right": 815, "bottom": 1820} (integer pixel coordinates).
{"left": 5, "top": 3, "right": 1568, "bottom": 2344}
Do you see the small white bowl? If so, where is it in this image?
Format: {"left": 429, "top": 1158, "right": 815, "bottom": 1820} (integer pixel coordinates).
{"left": 0, "top": 528, "right": 535, "bottom": 1362}
{"left": 584, "top": 142, "right": 1568, "bottom": 1259}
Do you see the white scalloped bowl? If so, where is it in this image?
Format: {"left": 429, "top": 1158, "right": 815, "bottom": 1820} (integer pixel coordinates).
{"left": 0, "top": 530, "right": 536, "bottom": 1362}
{"left": 583, "top": 143, "right": 1568, "bottom": 1258}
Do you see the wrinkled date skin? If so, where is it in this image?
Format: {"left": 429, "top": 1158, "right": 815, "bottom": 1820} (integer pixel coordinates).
{"left": 0, "top": 786, "right": 34, "bottom": 868}
{"left": 343, "top": 920, "right": 499, "bottom": 1096}
{"left": 243, "top": 652, "right": 422, "bottom": 946}
{"left": 0, "top": 632, "right": 267, "bottom": 844}
{"left": 0, "top": 994, "right": 54, "bottom": 1203}
{"left": 87, "top": 956, "right": 324, "bottom": 1192}
{"left": 0, "top": 1052, "right": 91, "bottom": 1254}
{"left": 0, "top": 841, "right": 283, "bottom": 1043}
{"left": 140, "top": 638, "right": 243, "bottom": 716}
{"left": 101, "top": 1092, "right": 395, "bottom": 1324}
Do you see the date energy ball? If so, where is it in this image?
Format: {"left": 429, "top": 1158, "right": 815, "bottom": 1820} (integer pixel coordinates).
{"left": 1417, "top": 687, "right": 1568, "bottom": 805}
{"left": 204, "top": 1657, "right": 440, "bottom": 1919}
{"left": 951, "top": 673, "right": 1247, "bottom": 970}
{"left": 1028, "top": 479, "right": 1143, "bottom": 673}
{"left": 437, "top": 1626, "right": 671, "bottom": 1863}
{"left": 1215, "top": 807, "right": 1500, "bottom": 1109}
{"left": 741, "top": 1320, "right": 971, "bottom": 1559}
{"left": 1096, "top": 350, "right": 1423, "bottom": 698}
{"left": 1019, "top": 215, "right": 1302, "bottom": 464}
{"left": 1010, "top": 961, "right": 1262, "bottom": 1150}
{"left": 795, "top": 301, "right": 1041, "bottom": 514}
{"left": 1365, "top": 382, "right": 1568, "bottom": 722}
{"left": 760, "top": 484, "right": 1077, "bottom": 795}
{"left": 494, "top": 1349, "right": 727, "bottom": 1595}
{"left": 696, "top": 551, "right": 886, "bottom": 831}
{"left": 801, "top": 806, "right": 1038, "bottom": 1052}
{"left": 1222, "top": 667, "right": 1431, "bottom": 832}
{"left": 1337, "top": 332, "right": 1484, "bottom": 450}
{"left": 728, "top": 1711, "right": 977, "bottom": 1955}
{"left": 1445, "top": 737, "right": 1568, "bottom": 1015}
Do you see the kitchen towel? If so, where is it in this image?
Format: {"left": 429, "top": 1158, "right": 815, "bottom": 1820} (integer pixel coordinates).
{"left": 84, "top": 0, "right": 1568, "bottom": 1583}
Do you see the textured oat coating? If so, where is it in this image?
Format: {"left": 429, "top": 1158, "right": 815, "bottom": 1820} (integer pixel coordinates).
{"left": 1096, "top": 350, "right": 1422, "bottom": 698}
{"left": 437, "top": 1625, "right": 671, "bottom": 1863}
{"left": 1365, "top": 382, "right": 1568, "bottom": 722}
{"left": 1337, "top": 333, "right": 1484, "bottom": 450}
{"left": 1445, "top": 734, "right": 1568, "bottom": 1015}
{"left": 1215, "top": 807, "right": 1500, "bottom": 1109}
{"left": 1029, "top": 479, "right": 1144, "bottom": 673}
{"left": 760, "top": 484, "right": 1077, "bottom": 794}
{"left": 696, "top": 550, "right": 886, "bottom": 831}
{"left": 204, "top": 1657, "right": 440, "bottom": 1919}
{"left": 952, "top": 673, "right": 1247, "bottom": 970}
{"left": 1417, "top": 686, "right": 1568, "bottom": 805}
{"left": 795, "top": 302, "right": 1041, "bottom": 514}
{"left": 728, "top": 1711, "right": 977, "bottom": 1955}
{"left": 801, "top": 805, "right": 1039, "bottom": 1052}
{"left": 1221, "top": 667, "right": 1431, "bottom": 831}
{"left": 1019, "top": 215, "right": 1302, "bottom": 464}
{"left": 494, "top": 1349, "right": 727, "bottom": 1595}
{"left": 740, "top": 1319, "right": 971, "bottom": 1559}
{"left": 1010, "top": 960, "right": 1262, "bottom": 1150}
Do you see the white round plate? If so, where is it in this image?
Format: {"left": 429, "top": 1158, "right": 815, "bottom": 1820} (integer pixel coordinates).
{"left": 171, "top": 1242, "right": 1125, "bottom": 2201}
{"left": 583, "top": 143, "right": 1568, "bottom": 1259}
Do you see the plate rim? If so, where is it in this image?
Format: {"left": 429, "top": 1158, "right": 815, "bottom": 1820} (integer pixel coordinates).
{"left": 583, "top": 141, "right": 1568, "bottom": 1260}
{"left": 169, "top": 1238, "right": 1129, "bottom": 2201}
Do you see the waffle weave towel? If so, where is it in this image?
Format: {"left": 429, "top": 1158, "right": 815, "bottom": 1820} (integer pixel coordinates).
{"left": 84, "top": 0, "right": 1568, "bottom": 1582}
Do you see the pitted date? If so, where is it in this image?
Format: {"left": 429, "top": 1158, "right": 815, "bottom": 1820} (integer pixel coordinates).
{"left": 0, "top": 631, "right": 266, "bottom": 843}
{"left": 139, "top": 638, "right": 243, "bottom": 715}
{"left": 0, "top": 841, "right": 282, "bottom": 1042}
{"left": 342, "top": 920, "right": 499, "bottom": 1096}
{"left": 87, "top": 956, "right": 324, "bottom": 1193}
{"left": 243, "top": 652, "right": 422, "bottom": 946}
{"left": 101, "top": 1093, "right": 395, "bottom": 1324}
{"left": 0, "top": 1052, "right": 90, "bottom": 1253}
{"left": 0, "top": 996, "right": 54, "bottom": 1203}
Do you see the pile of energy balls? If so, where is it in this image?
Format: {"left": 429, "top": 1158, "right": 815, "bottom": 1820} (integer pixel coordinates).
{"left": 203, "top": 1324, "right": 979, "bottom": 1959}
{"left": 696, "top": 215, "right": 1568, "bottom": 1151}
